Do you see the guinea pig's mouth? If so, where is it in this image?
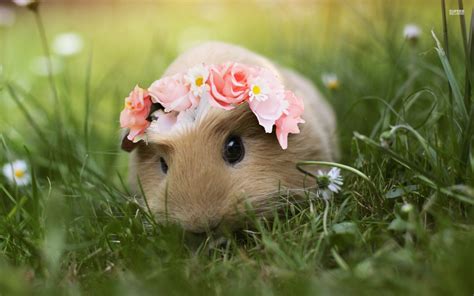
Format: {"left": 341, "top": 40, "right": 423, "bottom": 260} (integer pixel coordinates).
{"left": 157, "top": 190, "right": 310, "bottom": 248}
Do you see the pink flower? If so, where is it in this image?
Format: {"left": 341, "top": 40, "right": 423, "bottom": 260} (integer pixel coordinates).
{"left": 208, "top": 62, "right": 250, "bottom": 110}
{"left": 119, "top": 63, "right": 306, "bottom": 149}
{"left": 148, "top": 73, "right": 197, "bottom": 112}
{"left": 275, "top": 91, "right": 305, "bottom": 149}
{"left": 248, "top": 68, "right": 287, "bottom": 133}
{"left": 120, "top": 86, "right": 152, "bottom": 142}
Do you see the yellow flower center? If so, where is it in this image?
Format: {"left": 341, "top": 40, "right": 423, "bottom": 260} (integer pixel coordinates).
{"left": 195, "top": 76, "right": 204, "bottom": 87}
{"left": 252, "top": 85, "right": 261, "bottom": 95}
{"left": 14, "top": 169, "right": 25, "bottom": 178}
{"left": 125, "top": 100, "right": 135, "bottom": 110}
{"left": 327, "top": 80, "right": 339, "bottom": 90}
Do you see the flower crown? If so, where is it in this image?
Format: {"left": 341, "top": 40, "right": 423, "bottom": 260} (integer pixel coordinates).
{"left": 120, "top": 62, "right": 305, "bottom": 149}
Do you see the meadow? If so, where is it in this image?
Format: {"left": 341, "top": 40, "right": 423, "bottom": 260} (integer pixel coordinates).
{"left": 1, "top": 0, "right": 474, "bottom": 295}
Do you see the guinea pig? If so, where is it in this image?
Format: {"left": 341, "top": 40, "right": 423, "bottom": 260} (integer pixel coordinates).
{"left": 122, "top": 41, "right": 338, "bottom": 233}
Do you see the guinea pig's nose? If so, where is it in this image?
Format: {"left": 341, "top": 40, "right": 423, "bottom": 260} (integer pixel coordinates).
{"left": 184, "top": 215, "right": 221, "bottom": 234}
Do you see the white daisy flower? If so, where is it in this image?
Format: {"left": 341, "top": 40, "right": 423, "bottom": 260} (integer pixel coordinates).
{"left": 30, "top": 56, "right": 63, "bottom": 76}
{"left": 53, "top": 32, "right": 84, "bottom": 56}
{"left": 0, "top": 6, "right": 15, "bottom": 27}
{"left": 316, "top": 167, "right": 343, "bottom": 200}
{"left": 322, "top": 73, "right": 339, "bottom": 90}
{"left": 184, "top": 64, "right": 209, "bottom": 97}
{"left": 403, "top": 24, "right": 421, "bottom": 42}
{"left": 12, "top": 0, "right": 36, "bottom": 7}
{"left": 2, "top": 160, "right": 30, "bottom": 186}
{"left": 248, "top": 77, "right": 270, "bottom": 102}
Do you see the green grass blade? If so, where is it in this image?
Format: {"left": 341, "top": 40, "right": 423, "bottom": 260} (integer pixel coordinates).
{"left": 458, "top": 0, "right": 469, "bottom": 73}
{"left": 440, "top": 0, "right": 453, "bottom": 111}
{"left": 461, "top": 6, "right": 472, "bottom": 109}
{"left": 432, "top": 30, "right": 469, "bottom": 125}
{"left": 415, "top": 175, "right": 474, "bottom": 205}
{"left": 353, "top": 132, "right": 441, "bottom": 184}
{"left": 6, "top": 84, "right": 48, "bottom": 143}
{"left": 83, "top": 51, "right": 93, "bottom": 152}
{"left": 459, "top": 9, "right": 474, "bottom": 179}
{"left": 387, "top": 124, "right": 438, "bottom": 165}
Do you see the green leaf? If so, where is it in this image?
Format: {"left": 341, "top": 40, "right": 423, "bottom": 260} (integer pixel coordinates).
{"left": 388, "top": 217, "right": 409, "bottom": 232}
{"left": 385, "top": 185, "right": 419, "bottom": 199}
{"left": 332, "top": 222, "right": 359, "bottom": 237}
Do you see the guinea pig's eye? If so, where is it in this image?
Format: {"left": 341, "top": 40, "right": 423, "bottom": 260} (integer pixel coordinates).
{"left": 223, "top": 135, "right": 245, "bottom": 165}
{"left": 160, "top": 157, "right": 168, "bottom": 174}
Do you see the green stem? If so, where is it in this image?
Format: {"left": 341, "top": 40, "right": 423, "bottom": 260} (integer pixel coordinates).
{"left": 84, "top": 51, "right": 93, "bottom": 152}
{"left": 322, "top": 199, "right": 330, "bottom": 236}
{"left": 459, "top": 9, "right": 474, "bottom": 179}
{"left": 441, "top": 0, "right": 452, "bottom": 104}
{"left": 6, "top": 84, "right": 47, "bottom": 141}
{"left": 441, "top": 0, "right": 450, "bottom": 60}
{"left": 460, "top": 104, "right": 474, "bottom": 179}
{"left": 458, "top": 0, "right": 469, "bottom": 63}
{"left": 32, "top": 8, "right": 61, "bottom": 123}
{"left": 136, "top": 176, "right": 158, "bottom": 230}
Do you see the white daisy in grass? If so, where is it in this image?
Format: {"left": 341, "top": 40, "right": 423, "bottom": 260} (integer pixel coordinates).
{"left": 316, "top": 167, "right": 343, "bottom": 200}
{"left": 184, "top": 64, "right": 210, "bottom": 97}
{"left": 2, "top": 160, "right": 30, "bottom": 186}
{"left": 403, "top": 24, "right": 421, "bottom": 42}
{"left": 322, "top": 73, "right": 340, "bottom": 91}
{"left": 53, "top": 32, "right": 84, "bottom": 56}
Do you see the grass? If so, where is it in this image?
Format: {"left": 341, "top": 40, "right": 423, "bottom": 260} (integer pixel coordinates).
{"left": 1, "top": 0, "right": 474, "bottom": 295}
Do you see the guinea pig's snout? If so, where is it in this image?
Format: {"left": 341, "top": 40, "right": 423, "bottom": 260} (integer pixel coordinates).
{"left": 183, "top": 213, "right": 222, "bottom": 234}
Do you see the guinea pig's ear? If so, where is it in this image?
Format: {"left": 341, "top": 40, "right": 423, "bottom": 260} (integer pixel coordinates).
{"left": 121, "top": 129, "right": 138, "bottom": 152}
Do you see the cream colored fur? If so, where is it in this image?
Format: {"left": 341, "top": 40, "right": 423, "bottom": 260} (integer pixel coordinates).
{"left": 128, "top": 42, "right": 338, "bottom": 233}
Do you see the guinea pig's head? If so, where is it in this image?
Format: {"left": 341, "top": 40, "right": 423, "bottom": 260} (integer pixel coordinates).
{"left": 124, "top": 104, "right": 324, "bottom": 234}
